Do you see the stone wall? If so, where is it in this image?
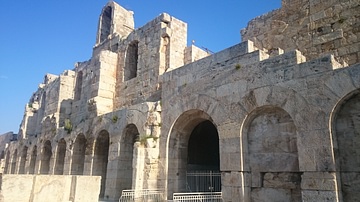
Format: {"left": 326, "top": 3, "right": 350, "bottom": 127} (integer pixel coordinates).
{"left": 0, "top": 174, "right": 101, "bottom": 202}
{"left": 160, "top": 39, "right": 360, "bottom": 200}
{"left": 241, "top": 0, "right": 360, "bottom": 66}
{"left": 1, "top": 1, "right": 359, "bottom": 201}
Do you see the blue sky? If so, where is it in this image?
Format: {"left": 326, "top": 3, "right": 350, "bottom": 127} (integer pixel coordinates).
{"left": 0, "top": 1, "right": 281, "bottom": 134}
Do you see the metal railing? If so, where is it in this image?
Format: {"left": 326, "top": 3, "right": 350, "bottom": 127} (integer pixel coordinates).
{"left": 119, "top": 189, "right": 165, "bottom": 202}
{"left": 186, "top": 171, "right": 221, "bottom": 192}
{"left": 173, "top": 192, "right": 222, "bottom": 202}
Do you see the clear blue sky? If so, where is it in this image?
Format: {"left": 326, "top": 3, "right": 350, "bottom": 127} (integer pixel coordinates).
{"left": 0, "top": 1, "right": 281, "bottom": 134}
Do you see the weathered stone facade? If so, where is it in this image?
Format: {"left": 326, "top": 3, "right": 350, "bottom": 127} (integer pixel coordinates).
{"left": 1, "top": 0, "right": 359, "bottom": 201}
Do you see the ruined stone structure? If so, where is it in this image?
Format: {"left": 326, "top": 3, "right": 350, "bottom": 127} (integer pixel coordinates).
{"left": 1, "top": 0, "right": 359, "bottom": 201}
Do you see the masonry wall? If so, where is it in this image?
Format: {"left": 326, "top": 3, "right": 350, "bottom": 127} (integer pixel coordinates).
{"left": 241, "top": 0, "right": 360, "bottom": 66}
{"left": 1, "top": 1, "right": 359, "bottom": 202}
{"left": 0, "top": 174, "right": 101, "bottom": 202}
{"left": 160, "top": 39, "right": 360, "bottom": 200}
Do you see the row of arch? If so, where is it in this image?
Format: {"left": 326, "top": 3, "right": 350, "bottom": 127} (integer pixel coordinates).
{"left": 3, "top": 124, "right": 140, "bottom": 199}
{"left": 165, "top": 90, "right": 359, "bottom": 201}
{"left": 2, "top": 90, "right": 359, "bottom": 201}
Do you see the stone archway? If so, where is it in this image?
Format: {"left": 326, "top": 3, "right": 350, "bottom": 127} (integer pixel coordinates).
{"left": 167, "top": 109, "right": 220, "bottom": 198}
{"left": 10, "top": 149, "right": 18, "bottom": 174}
{"left": 40, "top": 140, "right": 52, "bottom": 174}
{"left": 242, "top": 106, "right": 301, "bottom": 202}
{"left": 71, "top": 134, "right": 87, "bottom": 175}
{"left": 4, "top": 150, "right": 10, "bottom": 174}
{"left": 97, "top": 5, "right": 112, "bottom": 44}
{"left": 333, "top": 91, "right": 360, "bottom": 201}
{"left": 124, "top": 41, "right": 139, "bottom": 81}
{"left": 54, "top": 138, "right": 66, "bottom": 175}
{"left": 116, "top": 124, "right": 139, "bottom": 197}
{"left": 19, "top": 146, "right": 28, "bottom": 174}
{"left": 94, "top": 130, "right": 110, "bottom": 199}
{"left": 29, "top": 146, "right": 37, "bottom": 174}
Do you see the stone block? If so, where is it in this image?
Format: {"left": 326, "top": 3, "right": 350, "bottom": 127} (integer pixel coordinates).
{"left": 301, "top": 190, "right": 338, "bottom": 202}
{"left": 32, "top": 175, "right": 72, "bottom": 202}
{"left": 251, "top": 187, "right": 292, "bottom": 202}
{"left": 263, "top": 172, "right": 301, "bottom": 189}
{"left": 1, "top": 174, "right": 34, "bottom": 202}
{"left": 301, "top": 172, "right": 337, "bottom": 191}
{"left": 251, "top": 172, "right": 262, "bottom": 188}
{"left": 220, "top": 152, "right": 241, "bottom": 171}
{"left": 73, "top": 176, "right": 101, "bottom": 202}
{"left": 313, "top": 30, "right": 343, "bottom": 45}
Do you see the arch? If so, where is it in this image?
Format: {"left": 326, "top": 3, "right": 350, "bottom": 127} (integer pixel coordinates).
{"left": 29, "top": 146, "right": 37, "bottom": 174}
{"left": 167, "top": 109, "right": 220, "bottom": 198}
{"left": 74, "top": 71, "right": 83, "bottom": 101}
{"left": 242, "top": 106, "right": 301, "bottom": 201}
{"left": 19, "top": 146, "right": 28, "bottom": 174}
{"left": 40, "top": 140, "right": 52, "bottom": 174}
{"left": 10, "top": 149, "right": 18, "bottom": 174}
{"left": 159, "top": 35, "right": 170, "bottom": 74}
{"left": 332, "top": 90, "right": 360, "bottom": 201}
{"left": 94, "top": 130, "right": 110, "bottom": 198}
{"left": 4, "top": 150, "right": 10, "bottom": 174}
{"left": 124, "top": 41, "right": 139, "bottom": 81}
{"left": 54, "top": 138, "right": 66, "bottom": 175}
{"left": 116, "top": 124, "right": 140, "bottom": 197}
{"left": 97, "top": 6, "right": 112, "bottom": 44}
{"left": 0, "top": 150, "right": 4, "bottom": 159}
{"left": 188, "top": 120, "right": 220, "bottom": 170}
{"left": 71, "top": 134, "right": 87, "bottom": 175}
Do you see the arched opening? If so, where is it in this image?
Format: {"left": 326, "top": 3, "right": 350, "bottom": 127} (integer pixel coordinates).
{"left": 124, "top": 41, "right": 139, "bottom": 81}
{"left": 29, "top": 146, "right": 37, "bottom": 174}
{"left": 244, "top": 106, "right": 301, "bottom": 201}
{"left": 94, "top": 130, "right": 110, "bottom": 198}
{"left": 74, "top": 71, "right": 83, "bottom": 101}
{"left": 98, "top": 6, "right": 112, "bottom": 44}
{"left": 4, "top": 150, "right": 10, "bottom": 174}
{"left": 159, "top": 35, "right": 170, "bottom": 75}
{"left": 10, "top": 149, "right": 18, "bottom": 174}
{"left": 0, "top": 150, "right": 4, "bottom": 159}
{"left": 167, "top": 110, "right": 221, "bottom": 198}
{"left": 19, "top": 146, "right": 28, "bottom": 174}
{"left": 187, "top": 120, "right": 220, "bottom": 192}
{"left": 71, "top": 134, "right": 87, "bottom": 175}
{"left": 117, "top": 124, "right": 140, "bottom": 196}
{"left": 333, "top": 91, "right": 360, "bottom": 201}
{"left": 40, "top": 140, "right": 52, "bottom": 174}
{"left": 54, "top": 138, "right": 66, "bottom": 175}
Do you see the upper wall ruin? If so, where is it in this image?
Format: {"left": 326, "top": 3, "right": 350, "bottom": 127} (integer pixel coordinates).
{"left": 241, "top": 0, "right": 359, "bottom": 65}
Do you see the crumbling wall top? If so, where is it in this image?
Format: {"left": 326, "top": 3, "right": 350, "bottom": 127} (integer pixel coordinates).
{"left": 95, "top": 1, "right": 134, "bottom": 46}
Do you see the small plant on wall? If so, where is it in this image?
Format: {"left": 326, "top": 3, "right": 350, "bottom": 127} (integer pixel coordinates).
{"left": 64, "top": 119, "right": 73, "bottom": 134}
{"left": 139, "top": 134, "right": 150, "bottom": 145}
{"left": 138, "top": 134, "right": 158, "bottom": 148}
{"left": 112, "top": 115, "right": 118, "bottom": 123}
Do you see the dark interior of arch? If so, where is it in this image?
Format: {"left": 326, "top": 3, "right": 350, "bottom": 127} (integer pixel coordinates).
{"left": 0, "top": 150, "right": 4, "bottom": 159}
{"left": 71, "top": 134, "right": 86, "bottom": 175}
{"left": 335, "top": 92, "right": 360, "bottom": 202}
{"left": 40, "top": 141, "right": 52, "bottom": 174}
{"left": 29, "top": 146, "right": 37, "bottom": 174}
{"left": 11, "top": 149, "right": 17, "bottom": 174}
{"left": 19, "top": 146, "right": 28, "bottom": 174}
{"left": 74, "top": 71, "right": 83, "bottom": 101}
{"left": 124, "top": 41, "right": 139, "bottom": 81}
{"left": 55, "top": 139, "right": 66, "bottom": 175}
{"left": 4, "top": 151, "right": 10, "bottom": 173}
{"left": 187, "top": 120, "right": 220, "bottom": 171}
{"left": 99, "top": 6, "right": 112, "bottom": 43}
{"left": 117, "top": 124, "right": 140, "bottom": 195}
{"left": 94, "top": 131, "right": 110, "bottom": 199}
